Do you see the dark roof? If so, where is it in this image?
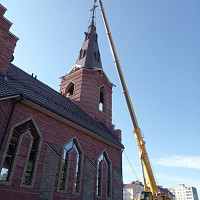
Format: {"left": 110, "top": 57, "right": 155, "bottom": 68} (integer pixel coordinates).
{"left": 0, "top": 73, "right": 19, "bottom": 97}
{"left": 75, "top": 20, "right": 103, "bottom": 70}
{"left": 158, "top": 187, "right": 175, "bottom": 197}
{"left": 0, "top": 63, "right": 123, "bottom": 148}
{"left": 123, "top": 181, "right": 146, "bottom": 189}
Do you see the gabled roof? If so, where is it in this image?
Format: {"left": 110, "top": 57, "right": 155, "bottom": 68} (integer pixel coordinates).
{"left": 0, "top": 63, "right": 123, "bottom": 148}
{"left": 0, "top": 74, "right": 19, "bottom": 98}
{"left": 123, "top": 181, "right": 146, "bottom": 189}
{"left": 158, "top": 186, "right": 175, "bottom": 196}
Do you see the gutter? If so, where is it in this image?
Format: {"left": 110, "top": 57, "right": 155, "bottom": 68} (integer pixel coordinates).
{"left": 0, "top": 96, "right": 23, "bottom": 153}
{"left": 22, "top": 99, "right": 123, "bottom": 149}
{"left": 0, "top": 95, "right": 21, "bottom": 101}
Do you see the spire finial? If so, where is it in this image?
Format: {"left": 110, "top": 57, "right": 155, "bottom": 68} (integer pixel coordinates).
{"left": 90, "top": 0, "right": 98, "bottom": 26}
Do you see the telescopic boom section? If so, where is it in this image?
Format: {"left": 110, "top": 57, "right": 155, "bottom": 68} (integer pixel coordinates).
{"left": 98, "top": 0, "right": 159, "bottom": 193}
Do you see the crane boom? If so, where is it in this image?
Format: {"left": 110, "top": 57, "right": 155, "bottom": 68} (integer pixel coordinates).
{"left": 98, "top": 0, "right": 159, "bottom": 193}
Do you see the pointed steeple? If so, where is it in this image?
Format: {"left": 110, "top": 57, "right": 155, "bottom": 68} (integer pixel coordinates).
{"left": 75, "top": 3, "right": 102, "bottom": 70}
{"left": 60, "top": 1, "right": 114, "bottom": 128}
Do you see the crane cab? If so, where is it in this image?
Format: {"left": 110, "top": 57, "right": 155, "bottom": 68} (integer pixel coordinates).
{"left": 135, "top": 191, "right": 172, "bottom": 200}
{"left": 135, "top": 191, "right": 153, "bottom": 200}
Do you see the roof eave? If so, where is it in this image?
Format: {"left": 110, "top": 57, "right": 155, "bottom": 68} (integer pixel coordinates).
{"left": 0, "top": 94, "right": 21, "bottom": 101}
{"left": 21, "top": 98, "right": 124, "bottom": 149}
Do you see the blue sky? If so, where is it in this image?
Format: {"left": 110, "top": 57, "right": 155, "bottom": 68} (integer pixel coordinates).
{"left": 2, "top": 0, "right": 200, "bottom": 196}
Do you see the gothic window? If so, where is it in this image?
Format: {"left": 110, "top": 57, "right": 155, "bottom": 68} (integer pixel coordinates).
{"left": 79, "top": 49, "right": 83, "bottom": 59}
{"left": 96, "top": 152, "right": 111, "bottom": 198}
{"left": 0, "top": 130, "right": 19, "bottom": 181}
{"left": 84, "top": 32, "right": 89, "bottom": 41}
{"left": 94, "top": 51, "right": 100, "bottom": 63}
{"left": 65, "top": 82, "right": 75, "bottom": 97}
{"left": 83, "top": 50, "right": 86, "bottom": 58}
{"left": 93, "top": 33, "right": 98, "bottom": 42}
{"left": 79, "top": 49, "right": 86, "bottom": 60}
{"left": 58, "top": 138, "right": 83, "bottom": 194}
{"left": 99, "top": 86, "right": 107, "bottom": 113}
{"left": 22, "top": 121, "right": 40, "bottom": 185}
{"left": 0, "top": 118, "right": 41, "bottom": 186}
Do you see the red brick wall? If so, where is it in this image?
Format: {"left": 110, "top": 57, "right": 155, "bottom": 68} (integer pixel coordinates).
{"left": 0, "top": 98, "right": 13, "bottom": 145}
{"left": 60, "top": 68, "right": 113, "bottom": 127}
{"left": 0, "top": 4, "right": 18, "bottom": 75}
{"left": 0, "top": 100, "right": 122, "bottom": 200}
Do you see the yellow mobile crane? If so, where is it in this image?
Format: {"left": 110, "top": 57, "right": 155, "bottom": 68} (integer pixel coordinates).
{"left": 98, "top": 1, "right": 171, "bottom": 200}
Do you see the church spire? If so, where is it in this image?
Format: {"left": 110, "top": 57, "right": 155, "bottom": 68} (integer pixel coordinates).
{"left": 75, "top": 1, "right": 102, "bottom": 70}
{"left": 60, "top": 1, "right": 114, "bottom": 126}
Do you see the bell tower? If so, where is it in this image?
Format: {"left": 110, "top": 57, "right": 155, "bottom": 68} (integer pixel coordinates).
{"left": 60, "top": 3, "right": 114, "bottom": 128}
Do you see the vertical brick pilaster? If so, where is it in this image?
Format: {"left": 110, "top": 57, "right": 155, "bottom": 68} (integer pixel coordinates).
{"left": 114, "top": 169, "right": 123, "bottom": 200}
{"left": 83, "top": 158, "right": 96, "bottom": 200}
{"left": 38, "top": 145, "right": 59, "bottom": 200}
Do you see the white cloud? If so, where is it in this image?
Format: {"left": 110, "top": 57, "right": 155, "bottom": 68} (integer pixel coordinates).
{"left": 155, "top": 155, "right": 200, "bottom": 169}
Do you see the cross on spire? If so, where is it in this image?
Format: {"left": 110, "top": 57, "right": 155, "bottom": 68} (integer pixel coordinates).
{"left": 75, "top": 0, "right": 102, "bottom": 70}
{"left": 90, "top": 0, "right": 98, "bottom": 26}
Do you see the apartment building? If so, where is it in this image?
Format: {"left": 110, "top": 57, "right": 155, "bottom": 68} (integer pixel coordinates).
{"left": 168, "top": 184, "right": 199, "bottom": 200}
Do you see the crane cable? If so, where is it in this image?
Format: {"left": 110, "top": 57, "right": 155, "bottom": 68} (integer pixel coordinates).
{"left": 124, "top": 150, "right": 140, "bottom": 181}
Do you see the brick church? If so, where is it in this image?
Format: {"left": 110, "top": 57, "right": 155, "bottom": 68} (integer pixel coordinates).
{"left": 0, "top": 3, "right": 123, "bottom": 200}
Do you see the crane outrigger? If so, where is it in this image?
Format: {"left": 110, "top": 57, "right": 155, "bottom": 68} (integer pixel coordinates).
{"left": 97, "top": 1, "right": 172, "bottom": 200}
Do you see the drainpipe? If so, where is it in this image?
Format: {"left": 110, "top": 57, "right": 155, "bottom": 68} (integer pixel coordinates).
{"left": 0, "top": 97, "right": 23, "bottom": 153}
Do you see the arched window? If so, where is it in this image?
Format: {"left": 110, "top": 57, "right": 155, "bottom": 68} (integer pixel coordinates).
{"left": 79, "top": 49, "right": 83, "bottom": 59}
{"left": 58, "top": 138, "right": 83, "bottom": 194}
{"left": 94, "top": 51, "right": 100, "bottom": 63}
{"left": 83, "top": 50, "right": 86, "bottom": 58}
{"left": 93, "top": 33, "right": 98, "bottom": 42}
{"left": 0, "top": 118, "right": 42, "bottom": 186}
{"left": 84, "top": 32, "right": 89, "bottom": 41}
{"left": 65, "top": 82, "right": 75, "bottom": 97}
{"left": 96, "top": 152, "right": 111, "bottom": 198}
{"left": 79, "top": 49, "right": 86, "bottom": 60}
{"left": 99, "top": 86, "right": 107, "bottom": 113}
